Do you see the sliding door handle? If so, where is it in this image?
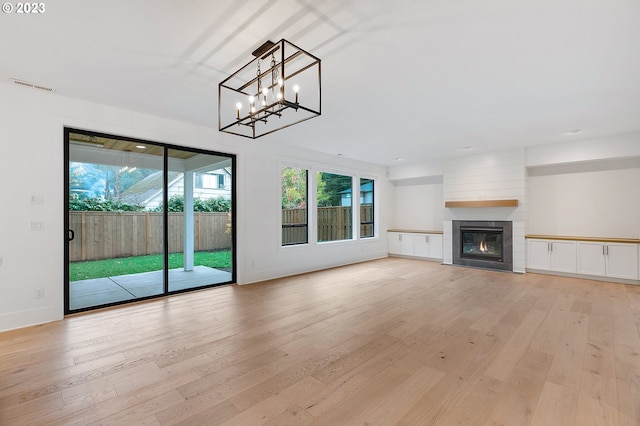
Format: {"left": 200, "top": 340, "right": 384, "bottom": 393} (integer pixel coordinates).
{"left": 68, "top": 229, "right": 75, "bottom": 242}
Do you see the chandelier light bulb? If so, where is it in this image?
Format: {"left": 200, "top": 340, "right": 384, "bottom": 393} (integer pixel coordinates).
{"left": 248, "top": 95, "right": 255, "bottom": 104}
{"left": 236, "top": 102, "right": 242, "bottom": 119}
{"left": 278, "top": 78, "right": 284, "bottom": 87}
{"left": 293, "top": 84, "right": 299, "bottom": 103}
{"left": 262, "top": 87, "right": 268, "bottom": 96}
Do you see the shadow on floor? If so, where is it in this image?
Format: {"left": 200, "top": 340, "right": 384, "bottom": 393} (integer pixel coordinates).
{"left": 69, "top": 265, "right": 232, "bottom": 310}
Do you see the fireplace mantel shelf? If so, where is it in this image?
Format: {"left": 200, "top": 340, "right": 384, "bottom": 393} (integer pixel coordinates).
{"left": 445, "top": 199, "right": 518, "bottom": 208}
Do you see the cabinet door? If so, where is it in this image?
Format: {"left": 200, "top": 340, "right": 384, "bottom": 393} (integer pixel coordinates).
{"left": 399, "top": 234, "right": 414, "bottom": 256}
{"left": 388, "top": 232, "right": 413, "bottom": 256}
{"left": 527, "top": 239, "right": 551, "bottom": 270}
{"left": 606, "top": 243, "right": 638, "bottom": 279}
{"left": 577, "top": 242, "right": 606, "bottom": 276}
{"left": 429, "top": 235, "right": 443, "bottom": 259}
{"left": 550, "top": 240, "right": 577, "bottom": 273}
{"left": 388, "top": 233, "right": 402, "bottom": 255}
{"left": 413, "top": 234, "right": 430, "bottom": 258}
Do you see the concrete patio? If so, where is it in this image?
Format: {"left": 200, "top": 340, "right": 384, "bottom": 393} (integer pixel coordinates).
{"left": 70, "top": 265, "right": 232, "bottom": 310}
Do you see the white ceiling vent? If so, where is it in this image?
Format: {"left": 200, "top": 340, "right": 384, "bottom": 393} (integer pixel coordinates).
{"left": 12, "top": 79, "right": 54, "bottom": 92}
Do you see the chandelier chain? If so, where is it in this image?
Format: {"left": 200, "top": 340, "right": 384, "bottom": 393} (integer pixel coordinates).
{"left": 256, "top": 60, "right": 262, "bottom": 96}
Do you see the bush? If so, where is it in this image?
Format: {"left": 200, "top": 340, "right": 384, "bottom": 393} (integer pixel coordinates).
{"left": 153, "top": 195, "right": 231, "bottom": 212}
{"left": 69, "top": 195, "right": 231, "bottom": 212}
{"left": 69, "top": 197, "right": 145, "bottom": 212}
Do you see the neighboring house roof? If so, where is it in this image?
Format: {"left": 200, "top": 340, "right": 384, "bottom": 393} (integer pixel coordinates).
{"left": 120, "top": 171, "right": 181, "bottom": 205}
{"left": 121, "top": 169, "right": 232, "bottom": 207}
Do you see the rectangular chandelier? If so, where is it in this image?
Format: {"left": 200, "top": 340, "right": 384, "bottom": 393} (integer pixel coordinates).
{"left": 218, "top": 39, "right": 321, "bottom": 139}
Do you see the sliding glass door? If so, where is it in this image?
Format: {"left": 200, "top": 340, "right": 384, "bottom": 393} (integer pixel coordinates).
{"left": 166, "top": 148, "right": 233, "bottom": 292}
{"left": 65, "top": 129, "right": 235, "bottom": 313}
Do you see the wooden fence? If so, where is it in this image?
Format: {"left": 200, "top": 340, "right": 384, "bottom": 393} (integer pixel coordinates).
{"left": 282, "top": 208, "right": 308, "bottom": 245}
{"left": 70, "top": 206, "right": 371, "bottom": 260}
{"left": 282, "top": 206, "right": 372, "bottom": 244}
{"left": 69, "top": 211, "right": 231, "bottom": 262}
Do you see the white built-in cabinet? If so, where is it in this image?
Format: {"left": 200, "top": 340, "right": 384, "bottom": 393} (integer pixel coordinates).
{"left": 413, "top": 233, "right": 443, "bottom": 259}
{"left": 388, "top": 232, "right": 413, "bottom": 256}
{"left": 388, "top": 231, "right": 443, "bottom": 260}
{"left": 526, "top": 239, "right": 577, "bottom": 273}
{"left": 527, "top": 236, "right": 639, "bottom": 282}
{"left": 577, "top": 241, "right": 638, "bottom": 280}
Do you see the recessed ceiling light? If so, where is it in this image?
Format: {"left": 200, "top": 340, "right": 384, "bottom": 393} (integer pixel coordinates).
{"left": 566, "top": 129, "right": 581, "bottom": 135}
{"left": 393, "top": 157, "right": 404, "bottom": 161}
{"left": 136, "top": 145, "right": 146, "bottom": 149}
{"left": 462, "top": 146, "right": 473, "bottom": 150}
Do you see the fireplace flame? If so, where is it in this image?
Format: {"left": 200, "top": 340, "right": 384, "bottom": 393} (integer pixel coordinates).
{"left": 479, "top": 240, "right": 488, "bottom": 253}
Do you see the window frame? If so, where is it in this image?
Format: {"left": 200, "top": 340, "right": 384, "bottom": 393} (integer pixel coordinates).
{"left": 359, "top": 177, "right": 375, "bottom": 239}
{"left": 281, "top": 165, "right": 309, "bottom": 246}
{"left": 316, "top": 170, "right": 354, "bottom": 243}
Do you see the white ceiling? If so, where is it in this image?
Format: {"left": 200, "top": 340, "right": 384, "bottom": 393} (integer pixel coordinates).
{"left": 2, "top": 0, "right": 640, "bottom": 166}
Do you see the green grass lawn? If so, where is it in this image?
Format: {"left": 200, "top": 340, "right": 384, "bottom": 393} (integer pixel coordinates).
{"left": 69, "top": 251, "right": 231, "bottom": 281}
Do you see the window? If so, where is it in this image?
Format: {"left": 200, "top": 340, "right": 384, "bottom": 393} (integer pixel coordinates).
{"left": 317, "top": 171, "right": 352, "bottom": 242}
{"left": 196, "top": 172, "right": 226, "bottom": 189}
{"left": 360, "top": 178, "right": 374, "bottom": 238}
{"left": 281, "top": 167, "right": 308, "bottom": 245}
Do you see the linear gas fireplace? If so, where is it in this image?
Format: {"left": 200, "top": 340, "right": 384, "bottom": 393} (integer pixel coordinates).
{"left": 452, "top": 220, "right": 513, "bottom": 271}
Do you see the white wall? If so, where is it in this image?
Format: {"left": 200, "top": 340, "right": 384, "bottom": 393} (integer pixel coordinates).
{"left": 0, "top": 82, "right": 390, "bottom": 332}
{"left": 442, "top": 148, "right": 527, "bottom": 272}
{"left": 528, "top": 159, "right": 640, "bottom": 238}
{"left": 526, "top": 135, "right": 640, "bottom": 239}
{"left": 391, "top": 178, "right": 443, "bottom": 231}
{"left": 526, "top": 131, "right": 640, "bottom": 167}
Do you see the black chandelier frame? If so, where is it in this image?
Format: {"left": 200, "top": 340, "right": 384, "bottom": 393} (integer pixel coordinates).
{"left": 218, "top": 39, "right": 321, "bottom": 139}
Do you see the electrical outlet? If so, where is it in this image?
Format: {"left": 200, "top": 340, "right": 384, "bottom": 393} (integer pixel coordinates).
{"left": 30, "top": 221, "right": 44, "bottom": 231}
{"left": 35, "top": 288, "right": 44, "bottom": 299}
{"left": 31, "top": 195, "right": 45, "bottom": 205}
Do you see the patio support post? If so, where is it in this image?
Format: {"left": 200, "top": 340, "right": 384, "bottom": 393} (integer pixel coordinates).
{"left": 184, "top": 171, "right": 195, "bottom": 271}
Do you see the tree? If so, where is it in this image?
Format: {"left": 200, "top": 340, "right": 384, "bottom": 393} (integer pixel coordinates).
{"left": 281, "top": 167, "right": 307, "bottom": 209}
{"left": 69, "top": 162, "right": 156, "bottom": 201}
{"left": 317, "top": 172, "right": 351, "bottom": 207}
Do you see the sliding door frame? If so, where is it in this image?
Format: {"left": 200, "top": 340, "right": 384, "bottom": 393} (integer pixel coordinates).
{"left": 64, "top": 127, "right": 236, "bottom": 314}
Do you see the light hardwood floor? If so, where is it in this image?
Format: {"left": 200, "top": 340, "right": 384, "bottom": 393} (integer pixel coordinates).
{"left": 1, "top": 257, "right": 639, "bottom": 425}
